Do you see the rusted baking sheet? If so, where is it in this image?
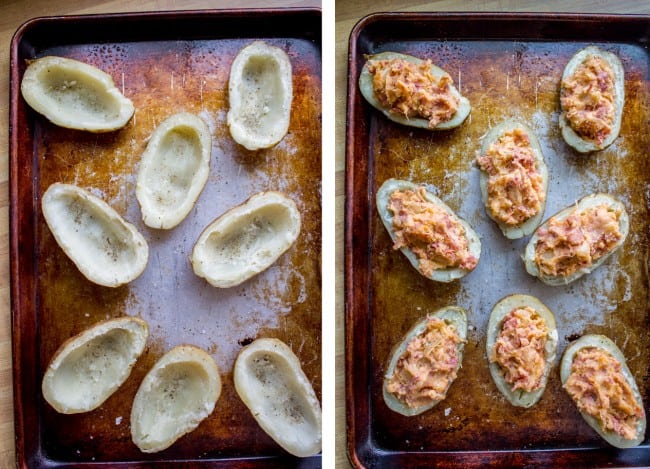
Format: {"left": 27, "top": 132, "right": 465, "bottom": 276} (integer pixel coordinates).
{"left": 346, "top": 12, "right": 649, "bottom": 468}
{"left": 10, "top": 8, "right": 321, "bottom": 468}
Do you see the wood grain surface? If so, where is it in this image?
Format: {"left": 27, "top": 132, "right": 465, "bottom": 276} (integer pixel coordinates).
{"left": 1, "top": 1, "right": 318, "bottom": 469}
{"left": 336, "top": 1, "right": 650, "bottom": 468}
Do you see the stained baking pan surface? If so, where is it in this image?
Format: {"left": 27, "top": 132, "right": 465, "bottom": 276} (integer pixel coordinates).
{"left": 10, "top": 9, "right": 321, "bottom": 468}
{"left": 346, "top": 12, "right": 650, "bottom": 468}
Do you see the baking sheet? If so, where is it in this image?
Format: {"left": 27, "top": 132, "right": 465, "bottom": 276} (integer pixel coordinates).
{"left": 345, "top": 13, "right": 650, "bottom": 468}
{"left": 10, "top": 9, "right": 321, "bottom": 468}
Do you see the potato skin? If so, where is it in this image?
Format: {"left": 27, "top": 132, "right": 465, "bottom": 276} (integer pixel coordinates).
{"left": 42, "top": 317, "right": 149, "bottom": 414}
{"left": 21, "top": 55, "right": 134, "bottom": 132}
{"left": 136, "top": 112, "right": 212, "bottom": 230}
{"left": 233, "top": 338, "right": 322, "bottom": 457}
{"left": 191, "top": 191, "right": 301, "bottom": 288}
{"left": 130, "top": 345, "right": 222, "bottom": 453}
{"left": 227, "top": 41, "right": 292, "bottom": 150}
{"left": 41, "top": 183, "right": 149, "bottom": 287}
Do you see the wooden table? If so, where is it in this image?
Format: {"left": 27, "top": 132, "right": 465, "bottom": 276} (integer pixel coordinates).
{"left": 0, "top": 1, "right": 318, "bottom": 468}
{"left": 335, "top": 1, "right": 650, "bottom": 468}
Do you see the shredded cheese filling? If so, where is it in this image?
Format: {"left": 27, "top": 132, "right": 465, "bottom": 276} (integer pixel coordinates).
{"left": 534, "top": 204, "right": 622, "bottom": 278}
{"left": 476, "top": 128, "right": 545, "bottom": 226}
{"left": 561, "top": 55, "right": 616, "bottom": 145}
{"left": 386, "top": 317, "right": 464, "bottom": 409}
{"left": 368, "top": 58, "right": 460, "bottom": 128}
{"left": 388, "top": 188, "right": 478, "bottom": 276}
{"left": 564, "top": 347, "right": 644, "bottom": 440}
{"left": 490, "top": 307, "right": 549, "bottom": 393}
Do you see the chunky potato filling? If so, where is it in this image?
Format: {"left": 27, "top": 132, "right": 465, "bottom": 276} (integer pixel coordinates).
{"left": 477, "top": 128, "right": 545, "bottom": 225}
{"left": 368, "top": 58, "right": 459, "bottom": 128}
{"left": 534, "top": 204, "right": 622, "bottom": 277}
{"left": 388, "top": 188, "right": 478, "bottom": 276}
{"left": 386, "top": 318, "right": 463, "bottom": 408}
{"left": 490, "top": 307, "right": 548, "bottom": 392}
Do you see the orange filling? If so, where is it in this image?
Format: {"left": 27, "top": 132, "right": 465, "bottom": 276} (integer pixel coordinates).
{"left": 367, "top": 58, "right": 459, "bottom": 128}
{"left": 490, "top": 307, "right": 549, "bottom": 392}
{"left": 476, "top": 128, "right": 545, "bottom": 225}
{"left": 386, "top": 317, "right": 463, "bottom": 408}
{"left": 561, "top": 55, "right": 616, "bottom": 145}
{"left": 564, "top": 347, "right": 644, "bottom": 440}
{"left": 534, "top": 204, "right": 622, "bottom": 277}
{"left": 388, "top": 188, "right": 478, "bottom": 276}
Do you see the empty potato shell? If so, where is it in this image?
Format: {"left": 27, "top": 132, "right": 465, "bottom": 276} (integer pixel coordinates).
{"left": 234, "top": 338, "right": 322, "bottom": 457}
{"left": 191, "top": 191, "right": 301, "bottom": 288}
{"left": 227, "top": 41, "right": 293, "bottom": 150}
{"left": 130, "top": 345, "right": 222, "bottom": 453}
{"left": 41, "top": 183, "right": 149, "bottom": 287}
{"left": 21, "top": 55, "right": 134, "bottom": 132}
{"left": 136, "top": 112, "right": 212, "bottom": 229}
{"left": 42, "top": 316, "right": 149, "bottom": 414}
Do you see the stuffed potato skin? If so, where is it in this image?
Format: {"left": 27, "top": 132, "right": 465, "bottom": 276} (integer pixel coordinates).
{"left": 359, "top": 51, "right": 470, "bottom": 130}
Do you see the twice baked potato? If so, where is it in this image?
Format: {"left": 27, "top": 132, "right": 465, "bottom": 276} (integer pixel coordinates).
{"left": 523, "top": 193, "right": 628, "bottom": 286}
{"left": 486, "top": 294, "right": 557, "bottom": 408}
{"left": 477, "top": 120, "right": 548, "bottom": 239}
{"left": 376, "top": 178, "right": 481, "bottom": 282}
{"left": 561, "top": 335, "right": 646, "bottom": 448}
{"left": 359, "top": 51, "right": 470, "bottom": 130}
{"left": 383, "top": 306, "right": 467, "bottom": 416}
{"left": 559, "top": 46, "right": 624, "bottom": 153}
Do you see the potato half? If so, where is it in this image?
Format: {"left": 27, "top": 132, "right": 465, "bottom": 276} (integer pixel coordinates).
{"left": 136, "top": 112, "right": 212, "bottom": 229}
{"left": 131, "top": 345, "right": 222, "bottom": 453}
{"left": 486, "top": 295, "right": 558, "bottom": 408}
{"left": 559, "top": 46, "right": 624, "bottom": 153}
{"left": 21, "top": 56, "right": 134, "bottom": 132}
{"left": 383, "top": 306, "right": 467, "bottom": 416}
{"left": 41, "top": 183, "right": 149, "bottom": 287}
{"left": 358, "top": 51, "right": 470, "bottom": 130}
{"left": 191, "top": 191, "right": 301, "bottom": 288}
{"left": 560, "top": 335, "right": 646, "bottom": 448}
{"left": 478, "top": 120, "right": 548, "bottom": 239}
{"left": 234, "top": 338, "right": 322, "bottom": 457}
{"left": 227, "top": 41, "right": 293, "bottom": 150}
{"left": 523, "top": 193, "right": 628, "bottom": 286}
{"left": 42, "top": 317, "right": 149, "bottom": 414}
{"left": 376, "top": 178, "right": 481, "bottom": 282}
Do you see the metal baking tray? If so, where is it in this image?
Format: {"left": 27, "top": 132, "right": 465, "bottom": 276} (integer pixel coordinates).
{"left": 345, "top": 12, "right": 650, "bottom": 468}
{"left": 10, "top": 9, "right": 321, "bottom": 468}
